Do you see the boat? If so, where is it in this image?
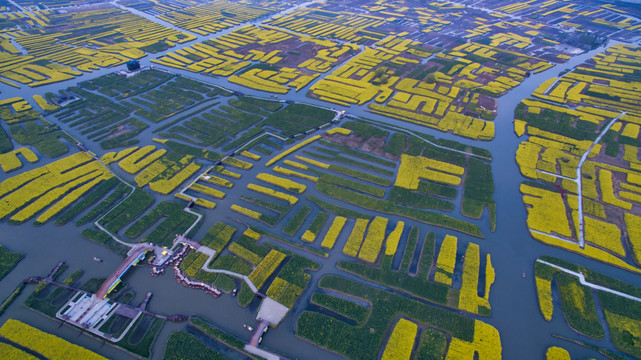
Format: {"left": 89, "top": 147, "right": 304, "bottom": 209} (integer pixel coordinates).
{"left": 93, "top": 257, "right": 103, "bottom": 263}
{"left": 243, "top": 324, "right": 254, "bottom": 332}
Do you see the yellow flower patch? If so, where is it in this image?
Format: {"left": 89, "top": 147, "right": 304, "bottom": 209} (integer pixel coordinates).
{"left": 546, "top": 347, "right": 570, "bottom": 360}
{"left": 149, "top": 162, "right": 201, "bottom": 195}
{"left": 273, "top": 166, "right": 318, "bottom": 182}
{"left": 100, "top": 147, "right": 138, "bottom": 165}
{"left": 266, "top": 135, "right": 321, "bottom": 166}
{"left": 35, "top": 176, "right": 106, "bottom": 223}
{"left": 301, "top": 230, "right": 316, "bottom": 243}
{"left": 0, "top": 148, "right": 38, "bottom": 172}
{"left": 249, "top": 249, "right": 286, "bottom": 288}
{"left": 625, "top": 213, "right": 641, "bottom": 264}
{"left": 32, "top": 95, "right": 59, "bottom": 112}
{"left": 190, "top": 183, "right": 226, "bottom": 199}
{"left": 266, "top": 277, "right": 289, "bottom": 299}
{"left": 536, "top": 276, "right": 554, "bottom": 321}
{"left": 384, "top": 221, "right": 405, "bottom": 256}
{"left": 395, "top": 154, "right": 463, "bottom": 189}
{"left": 244, "top": 228, "right": 261, "bottom": 240}
{"left": 358, "top": 216, "right": 388, "bottom": 263}
{"left": 222, "top": 156, "right": 253, "bottom": 170}
{"left": 257, "top": 173, "right": 306, "bottom": 193}
{"left": 247, "top": 183, "right": 298, "bottom": 205}
{"left": 283, "top": 160, "right": 308, "bottom": 170}
{"left": 514, "top": 119, "right": 527, "bottom": 137}
{"left": 445, "top": 320, "right": 501, "bottom": 360}
{"left": 200, "top": 174, "right": 233, "bottom": 188}
{"left": 294, "top": 155, "right": 330, "bottom": 169}
{"left": 584, "top": 215, "right": 624, "bottom": 256}
{"left": 321, "top": 216, "right": 347, "bottom": 250}
{"left": 0, "top": 152, "right": 111, "bottom": 222}
{"left": 458, "top": 244, "right": 493, "bottom": 315}
{"left": 343, "top": 218, "right": 369, "bottom": 257}
{"left": 381, "top": 318, "right": 417, "bottom": 360}
{"left": 240, "top": 150, "right": 261, "bottom": 161}
{"left": 0, "top": 319, "right": 107, "bottom": 360}
{"left": 521, "top": 184, "right": 573, "bottom": 238}
{"left": 325, "top": 127, "right": 351, "bottom": 135}
{"left": 118, "top": 146, "right": 166, "bottom": 174}
{"left": 599, "top": 169, "right": 632, "bottom": 210}
{"left": 434, "top": 235, "right": 457, "bottom": 286}
{"left": 231, "top": 204, "right": 262, "bottom": 220}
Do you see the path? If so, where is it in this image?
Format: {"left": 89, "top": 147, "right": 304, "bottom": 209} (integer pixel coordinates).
{"left": 576, "top": 111, "right": 626, "bottom": 247}
{"left": 198, "top": 267, "right": 259, "bottom": 294}
{"left": 530, "top": 110, "right": 626, "bottom": 248}
{"left": 6, "top": 0, "right": 25, "bottom": 12}
{"left": 537, "top": 259, "right": 641, "bottom": 302}
{"left": 353, "top": 115, "right": 493, "bottom": 162}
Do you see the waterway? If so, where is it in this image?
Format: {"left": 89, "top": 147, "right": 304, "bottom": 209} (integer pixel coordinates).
{"left": 1, "top": 4, "right": 640, "bottom": 360}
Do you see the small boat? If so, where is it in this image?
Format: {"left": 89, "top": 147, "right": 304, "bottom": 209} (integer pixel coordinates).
{"left": 522, "top": 272, "right": 526, "bottom": 278}
{"left": 93, "top": 257, "right": 103, "bottom": 263}
{"left": 232, "top": 288, "right": 237, "bottom": 296}
{"left": 243, "top": 324, "right": 254, "bottom": 332}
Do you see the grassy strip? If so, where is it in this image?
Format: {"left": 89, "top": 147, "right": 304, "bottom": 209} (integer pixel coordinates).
{"left": 417, "top": 180, "right": 458, "bottom": 199}
{"left": 124, "top": 201, "right": 198, "bottom": 246}
{"left": 264, "top": 103, "right": 334, "bottom": 137}
{"left": 328, "top": 164, "right": 390, "bottom": 186}
{"left": 599, "top": 291, "right": 641, "bottom": 358}
{"left": 557, "top": 272, "right": 604, "bottom": 339}
{"left": 388, "top": 186, "right": 454, "bottom": 211}
{"left": 462, "top": 158, "right": 496, "bottom": 231}
{"left": 416, "top": 328, "right": 448, "bottom": 360}
{"left": 243, "top": 195, "right": 290, "bottom": 213}
{"left": 317, "top": 182, "right": 482, "bottom": 237}
{"left": 307, "top": 212, "right": 329, "bottom": 238}
{"left": 310, "top": 293, "right": 369, "bottom": 325}
{"left": 297, "top": 275, "right": 474, "bottom": 359}
{"left": 319, "top": 139, "right": 396, "bottom": 168}
{"left": 237, "top": 282, "right": 254, "bottom": 307}
{"left": 339, "top": 231, "right": 449, "bottom": 305}
{"left": 163, "top": 331, "right": 227, "bottom": 360}
{"left": 0, "top": 245, "right": 23, "bottom": 281}
{"left": 118, "top": 316, "right": 164, "bottom": 358}
{"left": 383, "top": 133, "right": 406, "bottom": 156}
{"left": 318, "top": 173, "right": 385, "bottom": 197}
{"left": 76, "top": 184, "right": 130, "bottom": 226}
{"left": 55, "top": 178, "right": 119, "bottom": 225}
{"left": 0, "top": 125, "right": 12, "bottom": 153}
{"left": 198, "top": 222, "right": 236, "bottom": 258}
{"left": 283, "top": 206, "right": 311, "bottom": 236}
{"left": 305, "top": 148, "right": 395, "bottom": 176}
{"left": 308, "top": 196, "right": 370, "bottom": 219}
{"left": 342, "top": 121, "right": 389, "bottom": 139}
{"left": 249, "top": 226, "right": 328, "bottom": 257}
{"left": 164, "top": 140, "right": 221, "bottom": 161}
{"left": 81, "top": 228, "right": 130, "bottom": 257}
{"left": 0, "top": 283, "right": 25, "bottom": 317}
{"left": 99, "top": 189, "right": 154, "bottom": 233}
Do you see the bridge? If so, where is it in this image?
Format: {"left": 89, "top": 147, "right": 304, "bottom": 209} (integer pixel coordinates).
{"left": 249, "top": 320, "right": 270, "bottom": 347}
{"left": 96, "top": 245, "right": 153, "bottom": 299}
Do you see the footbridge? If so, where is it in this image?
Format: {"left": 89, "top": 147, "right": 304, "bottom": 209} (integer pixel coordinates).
{"left": 96, "top": 245, "right": 153, "bottom": 299}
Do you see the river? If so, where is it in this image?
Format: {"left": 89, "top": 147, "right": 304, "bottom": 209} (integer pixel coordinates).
{"left": 0, "top": 4, "right": 639, "bottom": 360}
